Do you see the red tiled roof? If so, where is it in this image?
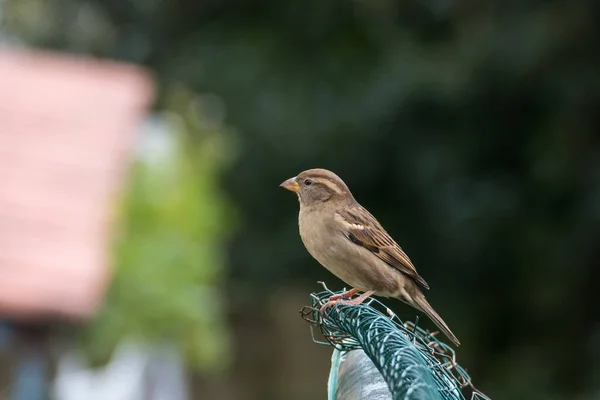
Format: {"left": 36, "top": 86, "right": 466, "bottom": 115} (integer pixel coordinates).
{"left": 0, "top": 47, "right": 154, "bottom": 321}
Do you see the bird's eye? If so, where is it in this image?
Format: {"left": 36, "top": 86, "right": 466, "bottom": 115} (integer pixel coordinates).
{"left": 304, "top": 179, "right": 313, "bottom": 186}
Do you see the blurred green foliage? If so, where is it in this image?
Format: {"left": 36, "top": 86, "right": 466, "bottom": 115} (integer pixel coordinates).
{"left": 3, "top": 0, "right": 600, "bottom": 398}
{"left": 80, "top": 86, "right": 237, "bottom": 371}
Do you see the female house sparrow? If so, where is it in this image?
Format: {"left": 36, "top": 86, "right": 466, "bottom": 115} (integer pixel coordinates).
{"left": 280, "top": 168, "right": 461, "bottom": 346}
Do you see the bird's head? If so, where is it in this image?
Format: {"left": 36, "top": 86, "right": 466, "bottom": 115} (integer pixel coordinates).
{"left": 280, "top": 168, "right": 354, "bottom": 206}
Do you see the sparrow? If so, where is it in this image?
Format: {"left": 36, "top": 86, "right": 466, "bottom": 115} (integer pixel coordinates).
{"left": 280, "top": 168, "right": 460, "bottom": 346}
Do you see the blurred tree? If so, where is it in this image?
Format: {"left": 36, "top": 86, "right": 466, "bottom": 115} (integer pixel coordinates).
{"left": 79, "top": 85, "right": 237, "bottom": 370}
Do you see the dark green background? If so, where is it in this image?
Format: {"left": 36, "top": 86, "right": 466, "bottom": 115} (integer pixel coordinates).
{"left": 5, "top": 0, "right": 600, "bottom": 398}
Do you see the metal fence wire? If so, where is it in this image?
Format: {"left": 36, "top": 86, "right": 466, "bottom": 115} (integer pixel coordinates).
{"left": 300, "top": 283, "right": 491, "bottom": 400}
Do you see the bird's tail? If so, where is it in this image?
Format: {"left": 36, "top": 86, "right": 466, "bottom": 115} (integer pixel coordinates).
{"left": 411, "top": 294, "right": 461, "bottom": 347}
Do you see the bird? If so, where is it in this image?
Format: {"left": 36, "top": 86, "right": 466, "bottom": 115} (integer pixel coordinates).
{"left": 280, "top": 168, "right": 461, "bottom": 346}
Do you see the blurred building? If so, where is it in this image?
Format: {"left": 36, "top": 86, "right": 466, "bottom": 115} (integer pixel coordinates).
{"left": 0, "top": 47, "right": 153, "bottom": 399}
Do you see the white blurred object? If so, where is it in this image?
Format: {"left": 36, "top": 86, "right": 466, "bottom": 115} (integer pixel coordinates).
{"left": 52, "top": 341, "right": 188, "bottom": 400}
{"left": 135, "top": 114, "right": 179, "bottom": 167}
{"left": 329, "top": 348, "right": 392, "bottom": 400}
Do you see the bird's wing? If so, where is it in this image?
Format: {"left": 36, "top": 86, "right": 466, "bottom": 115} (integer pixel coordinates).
{"left": 334, "top": 206, "right": 430, "bottom": 291}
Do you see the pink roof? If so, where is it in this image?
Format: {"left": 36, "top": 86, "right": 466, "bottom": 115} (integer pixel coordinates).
{"left": 0, "top": 47, "right": 154, "bottom": 321}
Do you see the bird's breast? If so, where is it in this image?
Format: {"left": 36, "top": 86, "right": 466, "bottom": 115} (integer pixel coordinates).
{"left": 298, "top": 209, "right": 401, "bottom": 294}
{"left": 299, "top": 210, "right": 343, "bottom": 265}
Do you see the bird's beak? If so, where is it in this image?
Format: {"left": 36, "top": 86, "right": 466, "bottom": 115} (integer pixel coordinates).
{"left": 280, "top": 177, "right": 300, "bottom": 193}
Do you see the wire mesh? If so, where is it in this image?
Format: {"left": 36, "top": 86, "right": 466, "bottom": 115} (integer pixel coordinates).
{"left": 300, "top": 282, "right": 490, "bottom": 400}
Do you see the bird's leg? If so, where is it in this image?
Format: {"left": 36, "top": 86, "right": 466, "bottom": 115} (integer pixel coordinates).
{"left": 339, "top": 290, "right": 375, "bottom": 306}
{"left": 327, "top": 288, "right": 360, "bottom": 302}
{"left": 320, "top": 290, "right": 375, "bottom": 313}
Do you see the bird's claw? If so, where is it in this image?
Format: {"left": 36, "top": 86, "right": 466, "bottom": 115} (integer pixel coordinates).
{"left": 319, "top": 296, "right": 365, "bottom": 314}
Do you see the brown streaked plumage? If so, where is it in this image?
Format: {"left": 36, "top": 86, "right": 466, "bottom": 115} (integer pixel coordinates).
{"left": 280, "top": 168, "right": 461, "bottom": 346}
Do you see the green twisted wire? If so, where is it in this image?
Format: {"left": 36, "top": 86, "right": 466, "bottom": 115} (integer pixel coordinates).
{"left": 300, "top": 285, "right": 490, "bottom": 400}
